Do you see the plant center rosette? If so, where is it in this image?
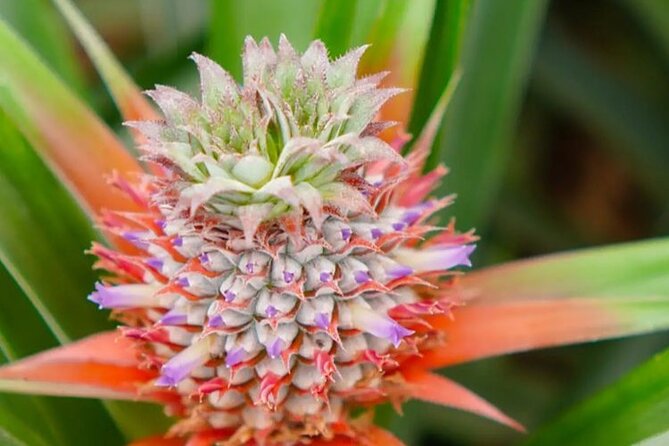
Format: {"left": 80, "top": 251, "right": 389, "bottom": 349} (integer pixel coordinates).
{"left": 89, "top": 36, "right": 476, "bottom": 444}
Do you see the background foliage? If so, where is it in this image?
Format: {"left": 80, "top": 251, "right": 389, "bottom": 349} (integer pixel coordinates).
{"left": 0, "top": 0, "right": 667, "bottom": 444}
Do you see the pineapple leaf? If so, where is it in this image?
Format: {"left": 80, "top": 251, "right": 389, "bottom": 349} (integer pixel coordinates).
{"left": 0, "top": 110, "right": 168, "bottom": 440}
{"left": 409, "top": 0, "right": 471, "bottom": 139}
{"left": 0, "top": 17, "right": 143, "bottom": 217}
{"left": 51, "top": 0, "right": 158, "bottom": 122}
{"left": 525, "top": 346, "right": 669, "bottom": 445}
{"left": 313, "top": 0, "right": 358, "bottom": 58}
{"left": 0, "top": 237, "right": 124, "bottom": 445}
{"left": 433, "top": 0, "right": 548, "bottom": 229}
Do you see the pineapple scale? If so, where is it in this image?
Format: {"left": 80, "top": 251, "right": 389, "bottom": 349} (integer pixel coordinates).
{"left": 94, "top": 202, "right": 438, "bottom": 429}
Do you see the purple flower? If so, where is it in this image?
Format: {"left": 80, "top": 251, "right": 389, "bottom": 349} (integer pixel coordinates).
{"left": 208, "top": 314, "right": 225, "bottom": 328}
{"left": 394, "top": 245, "right": 476, "bottom": 273}
{"left": 350, "top": 303, "right": 414, "bottom": 347}
{"left": 156, "top": 337, "right": 212, "bottom": 386}
{"left": 266, "top": 338, "right": 284, "bottom": 359}
{"left": 225, "top": 347, "right": 246, "bottom": 368}
{"left": 88, "top": 283, "right": 159, "bottom": 309}
{"left": 354, "top": 270, "right": 370, "bottom": 284}
{"left": 314, "top": 312, "right": 330, "bottom": 329}
{"left": 160, "top": 309, "right": 188, "bottom": 326}
{"left": 265, "top": 305, "right": 279, "bottom": 318}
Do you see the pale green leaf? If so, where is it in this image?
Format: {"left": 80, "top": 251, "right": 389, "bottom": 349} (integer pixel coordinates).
{"left": 0, "top": 17, "right": 143, "bottom": 217}
{"left": 51, "top": 0, "right": 157, "bottom": 121}
{"left": 435, "top": 0, "right": 548, "bottom": 229}
{"left": 525, "top": 347, "right": 669, "bottom": 445}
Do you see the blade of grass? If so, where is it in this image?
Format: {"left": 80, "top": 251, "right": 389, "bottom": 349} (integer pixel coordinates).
{"left": 435, "top": 0, "right": 548, "bottom": 230}
{"left": 525, "top": 346, "right": 669, "bottom": 445}
{"left": 313, "top": 0, "right": 358, "bottom": 57}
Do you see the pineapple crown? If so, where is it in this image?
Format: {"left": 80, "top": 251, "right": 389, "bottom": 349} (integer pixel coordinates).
{"left": 128, "top": 35, "right": 405, "bottom": 236}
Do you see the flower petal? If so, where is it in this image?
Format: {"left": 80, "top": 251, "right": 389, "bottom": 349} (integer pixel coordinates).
{"left": 403, "top": 368, "right": 524, "bottom": 431}
{"left": 393, "top": 244, "right": 476, "bottom": 273}
{"left": 350, "top": 302, "right": 414, "bottom": 347}
{"left": 157, "top": 336, "right": 213, "bottom": 387}
{"left": 0, "top": 331, "right": 158, "bottom": 400}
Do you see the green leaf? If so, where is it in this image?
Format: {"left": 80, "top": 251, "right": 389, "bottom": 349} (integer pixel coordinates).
{"left": 408, "top": 0, "right": 471, "bottom": 140}
{"left": 434, "top": 0, "right": 548, "bottom": 229}
{"left": 0, "top": 108, "right": 108, "bottom": 342}
{"left": 50, "top": 0, "right": 157, "bottom": 122}
{"left": 461, "top": 237, "right": 669, "bottom": 302}
{"left": 625, "top": 0, "right": 669, "bottom": 62}
{"left": 533, "top": 26, "right": 669, "bottom": 199}
{"left": 207, "top": 0, "right": 324, "bottom": 80}
{"left": 0, "top": 17, "right": 142, "bottom": 217}
{"left": 413, "top": 237, "right": 669, "bottom": 369}
{"left": 0, "top": 109, "right": 167, "bottom": 441}
{"left": 638, "top": 430, "right": 669, "bottom": 446}
{"left": 313, "top": 0, "right": 358, "bottom": 58}
{"left": 349, "top": 0, "right": 384, "bottom": 48}
{"left": 525, "top": 347, "right": 669, "bottom": 446}
{"left": 0, "top": 403, "right": 51, "bottom": 446}
{"left": 104, "top": 402, "right": 173, "bottom": 440}
{"left": 0, "top": 254, "right": 124, "bottom": 445}
{"left": 358, "top": 0, "right": 409, "bottom": 71}
{"left": 0, "top": 0, "right": 88, "bottom": 100}
{"left": 0, "top": 269, "right": 57, "bottom": 361}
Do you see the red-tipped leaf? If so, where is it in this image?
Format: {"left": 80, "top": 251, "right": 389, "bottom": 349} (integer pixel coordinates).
{"left": 0, "top": 331, "right": 158, "bottom": 401}
{"left": 0, "top": 18, "right": 144, "bottom": 216}
{"left": 52, "top": 0, "right": 159, "bottom": 123}
{"left": 417, "top": 296, "right": 669, "bottom": 369}
{"left": 130, "top": 436, "right": 184, "bottom": 446}
{"left": 403, "top": 367, "right": 524, "bottom": 431}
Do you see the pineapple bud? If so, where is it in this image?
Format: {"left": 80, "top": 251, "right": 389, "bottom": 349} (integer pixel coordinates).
{"left": 92, "top": 35, "right": 475, "bottom": 444}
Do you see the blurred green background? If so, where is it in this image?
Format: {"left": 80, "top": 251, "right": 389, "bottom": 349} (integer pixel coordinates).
{"left": 0, "top": 0, "right": 667, "bottom": 444}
